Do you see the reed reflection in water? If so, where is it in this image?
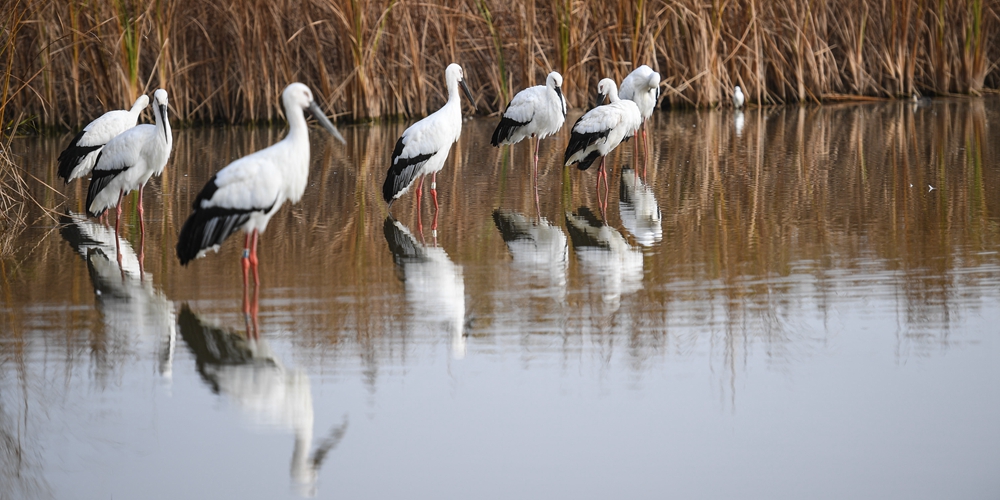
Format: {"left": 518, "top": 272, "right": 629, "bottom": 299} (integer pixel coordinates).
{"left": 1, "top": 98, "right": 999, "bottom": 499}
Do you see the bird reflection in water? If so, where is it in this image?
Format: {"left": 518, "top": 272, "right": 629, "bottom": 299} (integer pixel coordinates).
{"left": 60, "top": 212, "right": 175, "bottom": 380}
{"left": 492, "top": 209, "right": 569, "bottom": 303}
{"left": 619, "top": 166, "right": 662, "bottom": 247}
{"left": 383, "top": 216, "right": 467, "bottom": 359}
{"left": 176, "top": 305, "right": 346, "bottom": 497}
{"left": 565, "top": 208, "right": 644, "bottom": 313}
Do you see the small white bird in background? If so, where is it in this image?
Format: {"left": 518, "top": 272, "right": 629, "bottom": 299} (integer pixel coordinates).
{"left": 564, "top": 78, "right": 642, "bottom": 213}
{"left": 85, "top": 89, "right": 171, "bottom": 261}
{"left": 383, "top": 63, "right": 476, "bottom": 222}
{"left": 176, "top": 83, "right": 345, "bottom": 288}
{"left": 733, "top": 85, "right": 745, "bottom": 109}
{"left": 57, "top": 94, "right": 149, "bottom": 184}
{"left": 618, "top": 65, "right": 660, "bottom": 176}
{"left": 491, "top": 71, "right": 567, "bottom": 185}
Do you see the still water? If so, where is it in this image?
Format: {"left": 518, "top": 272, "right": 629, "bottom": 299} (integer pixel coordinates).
{"left": 2, "top": 99, "right": 1000, "bottom": 499}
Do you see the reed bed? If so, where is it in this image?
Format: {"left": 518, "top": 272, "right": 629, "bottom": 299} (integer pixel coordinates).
{"left": 3, "top": 0, "right": 999, "bottom": 129}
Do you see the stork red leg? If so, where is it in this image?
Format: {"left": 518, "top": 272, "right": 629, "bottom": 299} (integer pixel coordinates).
{"left": 241, "top": 232, "right": 251, "bottom": 289}
{"left": 431, "top": 173, "right": 439, "bottom": 231}
{"left": 249, "top": 229, "right": 260, "bottom": 287}
{"left": 533, "top": 136, "right": 540, "bottom": 184}
{"left": 138, "top": 184, "right": 145, "bottom": 236}
{"left": 431, "top": 172, "right": 439, "bottom": 212}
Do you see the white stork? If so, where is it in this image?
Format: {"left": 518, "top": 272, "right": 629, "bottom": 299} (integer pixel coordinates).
{"left": 563, "top": 78, "right": 641, "bottom": 208}
{"left": 57, "top": 94, "right": 149, "bottom": 183}
{"left": 175, "top": 83, "right": 345, "bottom": 287}
{"left": 733, "top": 85, "right": 745, "bottom": 109}
{"left": 490, "top": 71, "right": 567, "bottom": 184}
{"left": 618, "top": 65, "right": 660, "bottom": 174}
{"left": 85, "top": 88, "right": 171, "bottom": 261}
{"left": 382, "top": 63, "right": 476, "bottom": 215}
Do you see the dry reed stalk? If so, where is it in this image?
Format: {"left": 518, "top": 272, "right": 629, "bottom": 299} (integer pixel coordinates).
{"left": 2, "top": 0, "right": 999, "bottom": 129}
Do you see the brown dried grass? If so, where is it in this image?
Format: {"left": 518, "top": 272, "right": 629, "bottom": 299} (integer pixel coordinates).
{"left": 2, "top": 0, "right": 999, "bottom": 129}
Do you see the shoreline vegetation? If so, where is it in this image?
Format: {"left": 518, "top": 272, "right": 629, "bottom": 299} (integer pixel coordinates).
{"left": 1, "top": 0, "right": 998, "bottom": 229}
{"left": 1, "top": 0, "right": 998, "bottom": 131}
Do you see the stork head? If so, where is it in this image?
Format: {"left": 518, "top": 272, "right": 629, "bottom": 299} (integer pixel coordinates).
{"left": 283, "top": 82, "right": 346, "bottom": 144}
{"left": 152, "top": 89, "right": 169, "bottom": 143}
{"left": 646, "top": 70, "right": 661, "bottom": 91}
{"left": 446, "top": 63, "right": 477, "bottom": 111}
{"left": 596, "top": 78, "right": 619, "bottom": 106}
{"left": 131, "top": 94, "right": 150, "bottom": 113}
{"left": 546, "top": 71, "right": 563, "bottom": 90}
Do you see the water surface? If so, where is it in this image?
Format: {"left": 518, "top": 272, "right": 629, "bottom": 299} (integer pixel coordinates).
{"left": 2, "top": 98, "right": 1000, "bottom": 499}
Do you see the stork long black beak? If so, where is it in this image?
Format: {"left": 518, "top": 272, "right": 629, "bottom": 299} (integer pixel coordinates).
{"left": 308, "top": 101, "right": 346, "bottom": 144}
{"left": 160, "top": 104, "right": 169, "bottom": 143}
{"left": 594, "top": 90, "right": 607, "bottom": 109}
{"left": 555, "top": 86, "right": 566, "bottom": 117}
{"left": 460, "top": 79, "right": 477, "bottom": 112}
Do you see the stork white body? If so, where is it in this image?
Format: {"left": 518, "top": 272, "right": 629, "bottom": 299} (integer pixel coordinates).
{"left": 491, "top": 71, "right": 567, "bottom": 185}
{"left": 733, "top": 85, "right": 745, "bottom": 109}
{"left": 176, "top": 82, "right": 345, "bottom": 280}
{"left": 58, "top": 95, "right": 149, "bottom": 183}
{"left": 618, "top": 65, "right": 660, "bottom": 123}
{"left": 564, "top": 79, "right": 641, "bottom": 169}
{"left": 383, "top": 63, "right": 476, "bottom": 207}
{"left": 619, "top": 65, "right": 660, "bottom": 175}
{"left": 86, "top": 89, "right": 171, "bottom": 219}
{"left": 564, "top": 79, "right": 641, "bottom": 207}
{"left": 564, "top": 78, "right": 642, "bottom": 208}
{"left": 491, "top": 71, "right": 566, "bottom": 147}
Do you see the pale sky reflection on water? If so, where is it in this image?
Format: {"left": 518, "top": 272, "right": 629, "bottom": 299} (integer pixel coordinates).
{"left": 1, "top": 98, "right": 1000, "bottom": 499}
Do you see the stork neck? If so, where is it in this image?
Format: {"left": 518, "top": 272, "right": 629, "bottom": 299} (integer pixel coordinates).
{"left": 284, "top": 100, "right": 309, "bottom": 140}
{"left": 447, "top": 77, "right": 461, "bottom": 106}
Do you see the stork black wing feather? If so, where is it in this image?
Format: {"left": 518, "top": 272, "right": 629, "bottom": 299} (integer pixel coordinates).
{"left": 84, "top": 154, "right": 129, "bottom": 217}
{"left": 57, "top": 130, "right": 101, "bottom": 183}
{"left": 383, "top": 136, "right": 433, "bottom": 204}
{"left": 490, "top": 111, "right": 530, "bottom": 147}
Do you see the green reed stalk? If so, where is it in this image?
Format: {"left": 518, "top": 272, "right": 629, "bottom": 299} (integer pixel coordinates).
{"left": 113, "top": 0, "right": 142, "bottom": 100}
{"left": 964, "top": 0, "right": 986, "bottom": 92}
{"left": 476, "top": 0, "right": 508, "bottom": 105}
